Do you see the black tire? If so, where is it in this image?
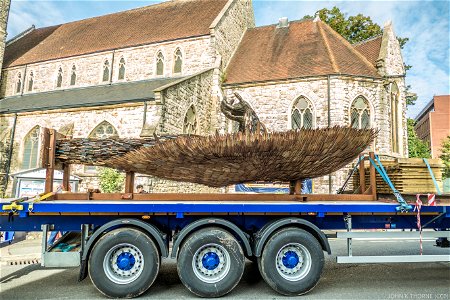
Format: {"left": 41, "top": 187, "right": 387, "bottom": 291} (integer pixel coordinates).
{"left": 177, "top": 227, "right": 245, "bottom": 297}
{"left": 258, "top": 227, "right": 324, "bottom": 296}
{"left": 88, "top": 228, "right": 160, "bottom": 298}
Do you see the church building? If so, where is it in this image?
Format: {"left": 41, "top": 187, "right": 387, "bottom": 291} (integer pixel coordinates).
{"left": 0, "top": 0, "right": 407, "bottom": 195}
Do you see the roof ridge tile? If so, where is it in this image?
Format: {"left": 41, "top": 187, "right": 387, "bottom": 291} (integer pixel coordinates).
{"left": 317, "top": 21, "right": 340, "bottom": 73}
{"left": 319, "top": 21, "right": 379, "bottom": 74}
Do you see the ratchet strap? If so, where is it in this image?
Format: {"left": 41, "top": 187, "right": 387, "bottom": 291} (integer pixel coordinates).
{"left": 368, "top": 155, "right": 412, "bottom": 212}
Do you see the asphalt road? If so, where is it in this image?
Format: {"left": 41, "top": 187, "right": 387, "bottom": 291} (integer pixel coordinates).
{"left": 1, "top": 238, "right": 449, "bottom": 300}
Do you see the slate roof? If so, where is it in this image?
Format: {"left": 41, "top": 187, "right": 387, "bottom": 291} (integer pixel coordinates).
{"left": 353, "top": 35, "right": 383, "bottom": 67}
{"left": 224, "top": 19, "right": 380, "bottom": 85}
{"left": 3, "top": 0, "right": 228, "bottom": 68}
{"left": 0, "top": 78, "right": 180, "bottom": 114}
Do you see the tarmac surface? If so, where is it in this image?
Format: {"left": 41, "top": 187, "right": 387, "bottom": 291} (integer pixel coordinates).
{"left": 1, "top": 236, "right": 449, "bottom": 299}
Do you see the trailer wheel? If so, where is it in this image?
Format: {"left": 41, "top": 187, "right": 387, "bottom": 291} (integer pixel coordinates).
{"left": 258, "top": 227, "right": 324, "bottom": 296}
{"left": 177, "top": 227, "right": 245, "bottom": 297}
{"left": 88, "top": 228, "right": 160, "bottom": 298}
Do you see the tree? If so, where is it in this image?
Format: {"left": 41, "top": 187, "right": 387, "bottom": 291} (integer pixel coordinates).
{"left": 303, "top": 7, "right": 382, "bottom": 44}
{"left": 407, "top": 118, "right": 431, "bottom": 158}
{"left": 440, "top": 136, "right": 450, "bottom": 179}
{"left": 99, "top": 167, "right": 124, "bottom": 193}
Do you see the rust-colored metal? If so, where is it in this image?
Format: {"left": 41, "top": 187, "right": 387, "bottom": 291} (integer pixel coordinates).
{"left": 369, "top": 152, "right": 377, "bottom": 200}
{"left": 359, "top": 155, "right": 366, "bottom": 193}
{"left": 53, "top": 192, "right": 377, "bottom": 202}
{"left": 44, "top": 129, "right": 56, "bottom": 195}
{"left": 125, "top": 171, "right": 135, "bottom": 194}
{"left": 62, "top": 164, "right": 70, "bottom": 191}
{"left": 294, "top": 180, "right": 302, "bottom": 195}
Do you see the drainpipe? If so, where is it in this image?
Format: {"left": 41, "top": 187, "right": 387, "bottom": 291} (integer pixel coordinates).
{"left": 109, "top": 50, "right": 116, "bottom": 85}
{"left": 3, "top": 113, "right": 17, "bottom": 196}
{"left": 20, "top": 65, "right": 28, "bottom": 96}
{"left": 327, "top": 75, "right": 332, "bottom": 194}
{"left": 142, "top": 101, "right": 147, "bottom": 128}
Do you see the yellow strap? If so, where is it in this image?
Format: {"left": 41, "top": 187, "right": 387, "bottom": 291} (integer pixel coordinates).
{"left": 2, "top": 202, "right": 24, "bottom": 211}
{"left": 34, "top": 192, "right": 55, "bottom": 203}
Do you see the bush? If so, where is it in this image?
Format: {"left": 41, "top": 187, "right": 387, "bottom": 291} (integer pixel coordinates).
{"left": 99, "top": 167, "right": 125, "bottom": 193}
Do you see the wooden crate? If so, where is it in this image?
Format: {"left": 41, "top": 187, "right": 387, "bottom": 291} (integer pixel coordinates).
{"left": 353, "top": 158, "right": 444, "bottom": 194}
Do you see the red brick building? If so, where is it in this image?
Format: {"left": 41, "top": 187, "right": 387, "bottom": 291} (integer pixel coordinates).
{"left": 414, "top": 95, "right": 450, "bottom": 158}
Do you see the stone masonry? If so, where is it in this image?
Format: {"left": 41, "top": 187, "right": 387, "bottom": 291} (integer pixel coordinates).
{"left": 0, "top": 0, "right": 11, "bottom": 75}
{"left": 0, "top": 1, "right": 408, "bottom": 195}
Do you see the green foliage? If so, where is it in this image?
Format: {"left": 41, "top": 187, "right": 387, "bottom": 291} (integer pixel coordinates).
{"left": 439, "top": 136, "right": 450, "bottom": 179}
{"left": 405, "top": 85, "right": 417, "bottom": 106}
{"left": 303, "top": 7, "right": 415, "bottom": 105}
{"left": 98, "top": 167, "right": 125, "bottom": 193}
{"left": 304, "top": 7, "right": 382, "bottom": 44}
{"left": 407, "top": 119, "right": 431, "bottom": 158}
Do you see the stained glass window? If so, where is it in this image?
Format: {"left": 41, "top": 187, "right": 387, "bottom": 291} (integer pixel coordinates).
{"left": 291, "top": 97, "right": 314, "bottom": 130}
{"left": 350, "top": 96, "right": 371, "bottom": 129}
{"left": 27, "top": 72, "right": 33, "bottom": 92}
{"left": 56, "top": 68, "right": 63, "bottom": 88}
{"left": 118, "top": 58, "right": 126, "bottom": 80}
{"left": 183, "top": 106, "right": 197, "bottom": 134}
{"left": 173, "top": 48, "right": 182, "bottom": 74}
{"left": 103, "top": 60, "right": 110, "bottom": 82}
{"left": 22, "top": 126, "right": 40, "bottom": 169}
{"left": 16, "top": 73, "right": 22, "bottom": 94}
{"left": 70, "top": 65, "right": 77, "bottom": 86}
{"left": 156, "top": 52, "right": 164, "bottom": 76}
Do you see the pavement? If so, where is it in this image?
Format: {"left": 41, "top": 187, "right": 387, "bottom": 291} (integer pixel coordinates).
{"left": 0, "top": 238, "right": 42, "bottom": 266}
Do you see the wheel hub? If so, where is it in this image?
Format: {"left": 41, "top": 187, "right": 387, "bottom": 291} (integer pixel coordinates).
{"left": 117, "top": 252, "right": 136, "bottom": 271}
{"left": 202, "top": 252, "right": 220, "bottom": 270}
{"left": 192, "top": 243, "right": 231, "bottom": 283}
{"left": 103, "top": 243, "right": 144, "bottom": 285}
{"left": 282, "top": 250, "right": 300, "bottom": 269}
{"left": 276, "top": 243, "right": 312, "bottom": 281}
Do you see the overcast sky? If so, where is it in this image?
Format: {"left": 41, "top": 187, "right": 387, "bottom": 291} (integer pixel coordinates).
{"left": 6, "top": 0, "right": 450, "bottom": 118}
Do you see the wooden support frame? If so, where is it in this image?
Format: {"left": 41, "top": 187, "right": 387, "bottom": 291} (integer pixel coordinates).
{"left": 359, "top": 155, "right": 366, "bottom": 193}
{"left": 43, "top": 128, "right": 57, "bottom": 195}
{"left": 125, "top": 171, "right": 135, "bottom": 194}
{"left": 369, "top": 152, "right": 377, "bottom": 200}
{"left": 62, "top": 164, "right": 70, "bottom": 191}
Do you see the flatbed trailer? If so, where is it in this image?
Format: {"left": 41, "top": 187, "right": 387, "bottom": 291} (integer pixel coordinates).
{"left": 2, "top": 196, "right": 449, "bottom": 298}
{"left": 1, "top": 131, "right": 449, "bottom": 298}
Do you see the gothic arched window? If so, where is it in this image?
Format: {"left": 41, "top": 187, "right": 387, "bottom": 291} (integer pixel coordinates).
{"left": 85, "top": 121, "right": 118, "bottom": 172}
{"left": 118, "top": 57, "right": 126, "bottom": 80}
{"left": 156, "top": 52, "right": 164, "bottom": 76}
{"left": 89, "top": 121, "right": 118, "bottom": 139}
{"left": 350, "top": 96, "right": 371, "bottom": 129}
{"left": 70, "top": 65, "right": 77, "bottom": 86}
{"left": 173, "top": 48, "right": 182, "bottom": 74}
{"left": 291, "top": 96, "right": 314, "bottom": 130}
{"left": 22, "top": 126, "right": 40, "bottom": 169}
{"left": 391, "top": 83, "right": 400, "bottom": 153}
{"left": 28, "top": 72, "right": 34, "bottom": 92}
{"left": 56, "top": 68, "right": 63, "bottom": 88}
{"left": 103, "top": 60, "right": 110, "bottom": 82}
{"left": 183, "top": 105, "right": 197, "bottom": 134}
{"left": 16, "top": 73, "right": 22, "bottom": 94}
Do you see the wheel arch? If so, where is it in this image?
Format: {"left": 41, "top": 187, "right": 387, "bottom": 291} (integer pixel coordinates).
{"left": 253, "top": 218, "right": 331, "bottom": 257}
{"left": 170, "top": 218, "right": 252, "bottom": 258}
{"left": 79, "top": 218, "right": 168, "bottom": 281}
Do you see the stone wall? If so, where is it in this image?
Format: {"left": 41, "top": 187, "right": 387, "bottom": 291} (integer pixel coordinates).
{"left": 159, "top": 69, "right": 215, "bottom": 135}
{"left": 211, "top": 0, "right": 255, "bottom": 69}
{"left": 1, "top": 36, "right": 215, "bottom": 97}
{"left": 223, "top": 75, "right": 407, "bottom": 192}
{"left": 0, "top": 0, "right": 10, "bottom": 75}
{"left": 377, "top": 22, "right": 405, "bottom": 77}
